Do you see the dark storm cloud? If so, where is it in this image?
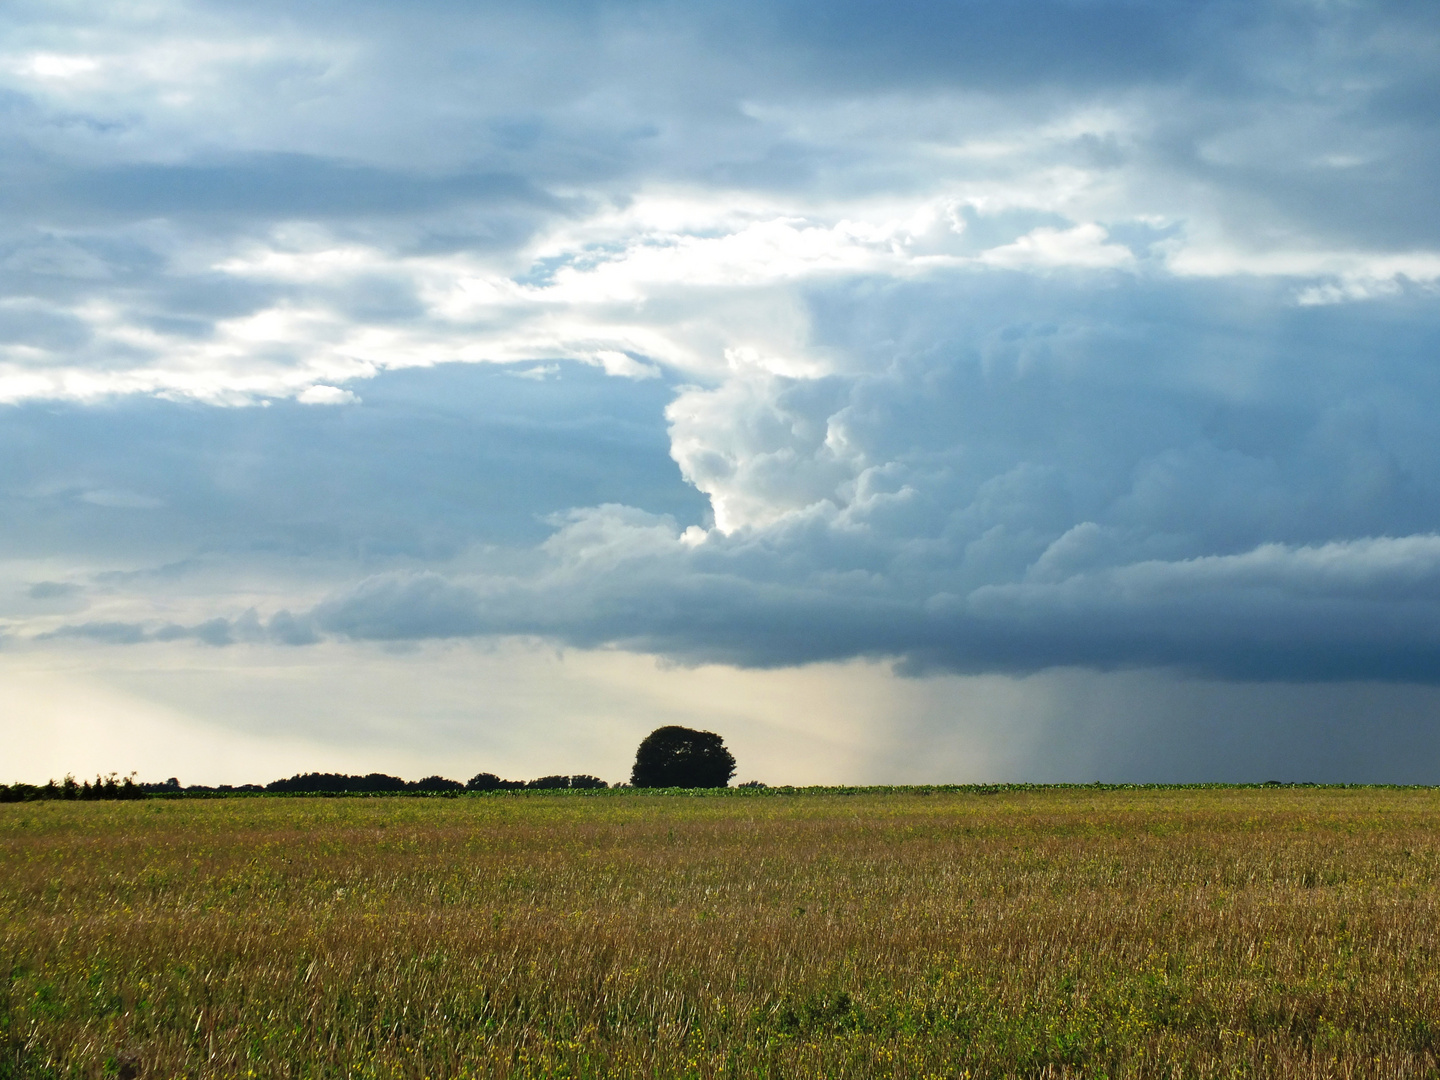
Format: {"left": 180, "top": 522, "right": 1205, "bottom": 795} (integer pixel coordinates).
{"left": 289, "top": 525, "right": 1440, "bottom": 683}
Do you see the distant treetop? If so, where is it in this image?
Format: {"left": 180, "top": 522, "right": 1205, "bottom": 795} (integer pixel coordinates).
{"left": 265, "top": 772, "right": 410, "bottom": 794}
{"left": 630, "top": 726, "right": 736, "bottom": 789}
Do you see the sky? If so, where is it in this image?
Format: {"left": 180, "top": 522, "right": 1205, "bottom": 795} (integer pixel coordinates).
{"left": 5, "top": 0, "right": 1440, "bottom": 786}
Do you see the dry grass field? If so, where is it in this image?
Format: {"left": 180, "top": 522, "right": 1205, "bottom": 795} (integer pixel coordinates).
{"left": 3, "top": 786, "right": 1440, "bottom": 1079}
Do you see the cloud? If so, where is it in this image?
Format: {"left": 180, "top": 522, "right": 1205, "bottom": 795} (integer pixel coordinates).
{"left": 979, "top": 224, "right": 1134, "bottom": 270}
{"left": 945, "top": 536, "right": 1440, "bottom": 681}
{"left": 0, "top": 0, "right": 1435, "bottom": 408}
{"left": 282, "top": 516, "right": 1440, "bottom": 682}
{"left": 39, "top": 620, "right": 148, "bottom": 646}
{"left": 78, "top": 489, "right": 165, "bottom": 509}
{"left": 3, "top": 0, "right": 1440, "bottom": 748}
{"left": 39, "top": 612, "right": 260, "bottom": 648}
{"left": 0, "top": 361, "right": 707, "bottom": 564}
{"left": 312, "top": 572, "right": 484, "bottom": 640}
{"left": 41, "top": 158, "right": 552, "bottom": 221}
{"left": 296, "top": 384, "right": 358, "bottom": 405}
{"left": 26, "top": 581, "right": 79, "bottom": 600}
{"left": 9, "top": 252, "right": 1440, "bottom": 685}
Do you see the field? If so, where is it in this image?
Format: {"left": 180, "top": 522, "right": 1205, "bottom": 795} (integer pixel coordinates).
{"left": 4, "top": 787, "right": 1440, "bottom": 1079}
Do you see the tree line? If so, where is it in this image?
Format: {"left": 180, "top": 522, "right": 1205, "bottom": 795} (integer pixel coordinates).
{"left": 0, "top": 771, "right": 610, "bottom": 801}
{"left": 1, "top": 725, "right": 741, "bottom": 801}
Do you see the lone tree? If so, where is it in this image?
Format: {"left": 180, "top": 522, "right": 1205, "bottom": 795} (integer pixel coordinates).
{"left": 630, "top": 725, "right": 736, "bottom": 788}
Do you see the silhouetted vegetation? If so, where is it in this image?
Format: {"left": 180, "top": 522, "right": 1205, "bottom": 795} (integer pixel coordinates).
{"left": 467, "top": 773, "right": 610, "bottom": 791}
{"left": 0, "top": 769, "right": 613, "bottom": 801}
{"left": 261, "top": 772, "right": 611, "bottom": 794}
{"left": 465, "top": 772, "right": 525, "bottom": 791}
{"left": 0, "top": 774, "right": 1406, "bottom": 804}
{"left": 0, "top": 773, "right": 147, "bottom": 803}
{"left": 411, "top": 775, "right": 465, "bottom": 792}
{"left": 631, "top": 725, "right": 736, "bottom": 788}
{"left": 2, "top": 733, "right": 730, "bottom": 799}
{"left": 266, "top": 772, "right": 411, "bottom": 793}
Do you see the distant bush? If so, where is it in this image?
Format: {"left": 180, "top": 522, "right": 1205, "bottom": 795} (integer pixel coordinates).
{"left": 570, "top": 774, "right": 608, "bottom": 789}
{"left": 739, "top": 780, "right": 768, "bottom": 789}
{"left": 527, "top": 775, "right": 570, "bottom": 790}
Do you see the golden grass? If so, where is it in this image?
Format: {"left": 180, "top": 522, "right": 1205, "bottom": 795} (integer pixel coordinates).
{"left": 4, "top": 787, "right": 1440, "bottom": 1078}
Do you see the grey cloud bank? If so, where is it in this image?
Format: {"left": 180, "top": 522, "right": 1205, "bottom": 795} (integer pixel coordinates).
{"left": 172, "top": 526, "right": 1440, "bottom": 683}
{"left": 3, "top": 0, "right": 1440, "bottom": 778}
